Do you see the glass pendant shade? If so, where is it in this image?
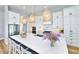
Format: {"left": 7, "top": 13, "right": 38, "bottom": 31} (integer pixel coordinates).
{"left": 29, "top": 13, "right": 35, "bottom": 23}
{"left": 22, "top": 19, "right": 27, "bottom": 24}
{"left": 19, "top": 16, "right": 27, "bottom": 24}
{"left": 43, "top": 8, "right": 52, "bottom": 21}
{"left": 19, "top": 16, "right": 24, "bottom": 24}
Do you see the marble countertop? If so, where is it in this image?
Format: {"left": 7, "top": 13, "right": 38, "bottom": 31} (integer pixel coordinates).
{"left": 10, "top": 33, "right": 68, "bottom": 54}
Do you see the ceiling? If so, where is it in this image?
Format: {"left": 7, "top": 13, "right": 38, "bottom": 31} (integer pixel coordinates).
{"left": 8, "top": 5, "right": 74, "bottom": 16}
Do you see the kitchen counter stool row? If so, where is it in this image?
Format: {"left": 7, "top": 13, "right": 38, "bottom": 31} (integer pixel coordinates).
{"left": 8, "top": 37, "right": 38, "bottom": 54}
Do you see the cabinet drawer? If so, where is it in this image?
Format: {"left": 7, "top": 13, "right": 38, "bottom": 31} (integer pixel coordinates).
{"left": 65, "top": 35, "right": 79, "bottom": 47}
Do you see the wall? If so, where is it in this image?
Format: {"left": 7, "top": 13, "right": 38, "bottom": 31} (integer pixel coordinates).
{"left": 0, "top": 6, "right": 4, "bottom": 38}
{"left": 4, "top": 6, "right": 8, "bottom": 45}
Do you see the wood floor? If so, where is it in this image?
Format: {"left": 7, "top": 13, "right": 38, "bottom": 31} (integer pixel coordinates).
{"left": 67, "top": 45, "right": 79, "bottom": 54}
{"left": 0, "top": 39, "right": 79, "bottom": 54}
{"left": 0, "top": 40, "right": 8, "bottom": 54}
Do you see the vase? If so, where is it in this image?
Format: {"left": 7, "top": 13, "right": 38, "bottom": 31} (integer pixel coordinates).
{"left": 50, "top": 40, "right": 56, "bottom": 47}
{"left": 20, "top": 32, "right": 27, "bottom": 38}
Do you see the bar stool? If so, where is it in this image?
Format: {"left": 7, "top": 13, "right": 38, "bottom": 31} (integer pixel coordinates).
{"left": 14, "top": 41, "right": 21, "bottom": 54}
{"left": 8, "top": 39, "right": 11, "bottom": 54}
{"left": 10, "top": 40, "right": 16, "bottom": 54}
{"left": 8, "top": 39, "right": 14, "bottom": 54}
{"left": 20, "top": 44, "right": 32, "bottom": 54}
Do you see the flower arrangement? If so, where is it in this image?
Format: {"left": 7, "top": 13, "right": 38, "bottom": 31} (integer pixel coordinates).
{"left": 43, "top": 31, "right": 61, "bottom": 46}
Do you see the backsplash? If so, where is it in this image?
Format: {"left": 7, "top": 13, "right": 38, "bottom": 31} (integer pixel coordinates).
{"left": 44, "top": 24, "right": 53, "bottom": 31}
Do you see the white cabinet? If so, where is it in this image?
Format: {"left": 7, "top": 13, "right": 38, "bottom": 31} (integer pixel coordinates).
{"left": 53, "top": 11, "right": 63, "bottom": 30}
{"left": 8, "top": 11, "right": 20, "bottom": 24}
{"left": 64, "top": 6, "right": 79, "bottom": 17}
{"left": 64, "top": 15, "right": 71, "bottom": 36}
{"left": 64, "top": 6, "right": 79, "bottom": 47}
{"left": 26, "top": 23, "right": 29, "bottom": 33}
{"left": 71, "top": 15, "right": 79, "bottom": 34}
{"left": 53, "top": 12, "right": 58, "bottom": 29}
{"left": 35, "top": 16, "right": 43, "bottom": 34}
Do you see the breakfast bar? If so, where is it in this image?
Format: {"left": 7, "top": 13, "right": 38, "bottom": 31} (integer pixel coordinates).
{"left": 9, "top": 33, "right": 68, "bottom": 54}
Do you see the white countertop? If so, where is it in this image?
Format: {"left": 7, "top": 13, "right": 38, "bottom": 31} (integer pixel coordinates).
{"left": 10, "top": 33, "right": 68, "bottom": 54}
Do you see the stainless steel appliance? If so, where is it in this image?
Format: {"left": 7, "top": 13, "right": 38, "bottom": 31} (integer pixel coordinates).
{"left": 32, "top": 27, "right": 36, "bottom": 34}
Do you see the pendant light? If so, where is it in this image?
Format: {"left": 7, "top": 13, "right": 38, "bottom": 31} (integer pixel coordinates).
{"left": 43, "top": 7, "right": 52, "bottom": 22}
{"left": 29, "top": 13, "right": 35, "bottom": 23}
{"left": 19, "top": 16, "right": 24, "bottom": 24}
{"left": 29, "top": 7, "right": 35, "bottom": 23}
{"left": 20, "top": 16, "right": 27, "bottom": 24}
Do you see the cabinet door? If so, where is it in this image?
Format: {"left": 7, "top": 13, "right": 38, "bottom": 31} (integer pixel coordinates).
{"left": 57, "top": 11, "right": 63, "bottom": 28}
{"left": 27, "top": 23, "right": 30, "bottom": 32}
{"left": 23, "top": 24, "right": 27, "bottom": 32}
{"left": 65, "top": 36, "right": 73, "bottom": 45}
{"left": 71, "top": 15, "right": 79, "bottom": 34}
{"left": 64, "top": 6, "right": 79, "bottom": 17}
{"left": 14, "top": 13, "right": 20, "bottom": 24}
{"left": 53, "top": 11, "right": 63, "bottom": 30}
{"left": 64, "top": 16, "right": 71, "bottom": 36}
{"left": 53, "top": 12, "right": 58, "bottom": 29}
{"left": 71, "top": 34, "right": 79, "bottom": 47}
{"left": 64, "top": 6, "right": 79, "bottom": 46}
{"left": 64, "top": 6, "right": 79, "bottom": 34}
{"left": 35, "top": 16, "right": 43, "bottom": 34}
{"left": 8, "top": 11, "right": 20, "bottom": 24}
{"left": 64, "top": 7, "right": 73, "bottom": 45}
{"left": 8, "top": 11, "right": 15, "bottom": 24}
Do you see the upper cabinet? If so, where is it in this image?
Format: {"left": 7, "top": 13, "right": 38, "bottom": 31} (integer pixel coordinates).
{"left": 35, "top": 16, "right": 43, "bottom": 34}
{"left": 52, "top": 11, "right": 63, "bottom": 31}
{"left": 64, "top": 6, "right": 79, "bottom": 17}
{"left": 8, "top": 11, "right": 20, "bottom": 24}
{"left": 64, "top": 6, "right": 79, "bottom": 35}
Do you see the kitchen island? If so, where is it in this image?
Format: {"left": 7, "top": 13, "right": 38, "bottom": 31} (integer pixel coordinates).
{"left": 10, "top": 33, "right": 68, "bottom": 54}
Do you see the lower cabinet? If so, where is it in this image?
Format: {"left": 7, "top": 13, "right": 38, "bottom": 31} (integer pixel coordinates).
{"left": 8, "top": 38, "right": 38, "bottom": 54}
{"left": 65, "top": 34, "right": 79, "bottom": 48}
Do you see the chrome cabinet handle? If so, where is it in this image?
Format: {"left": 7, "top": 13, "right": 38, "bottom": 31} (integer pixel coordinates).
{"left": 70, "top": 36, "right": 72, "bottom": 37}
{"left": 70, "top": 39, "right": 72, "bottom": 40}
{"left": 69, "top": 13, "right": 72, "bottom": 15}
{"left": 70, "top": 30, "right": 72, "bottom": 32}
